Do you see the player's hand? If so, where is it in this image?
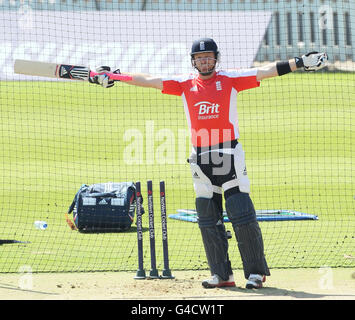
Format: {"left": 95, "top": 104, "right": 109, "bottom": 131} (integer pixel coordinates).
{"left": 89, "top": 66, "right": 114, "bottom": 88}
{"left": 88, "top": 66, "right": 119, "bottom": 88}
{"left": 301, "top": 52, "right": 328, "bottom": 71}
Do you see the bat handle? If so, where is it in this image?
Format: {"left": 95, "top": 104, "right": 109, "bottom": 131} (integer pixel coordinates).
{"left": 89, "top": 71, "right": 133, "bottom": 82}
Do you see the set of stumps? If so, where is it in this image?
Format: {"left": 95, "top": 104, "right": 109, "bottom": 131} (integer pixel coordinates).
{"left": 134, "top": 180, "right": 174, "bottom": 280}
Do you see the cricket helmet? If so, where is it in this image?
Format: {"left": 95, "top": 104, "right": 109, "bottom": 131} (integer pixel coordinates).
{"left": 190, "top": 38, "right": 219, "bottom": 59}
{"left": 190, "top": 38, "right": 220, "bottom": 75}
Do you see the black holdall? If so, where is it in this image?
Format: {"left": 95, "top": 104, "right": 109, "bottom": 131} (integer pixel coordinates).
{"left": 65, "top": 182, "right": 143, "bottom": 232}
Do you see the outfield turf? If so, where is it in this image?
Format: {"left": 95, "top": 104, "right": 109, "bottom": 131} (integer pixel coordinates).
{"left": 0, "top": 72, "right": 354, "bottom": 273}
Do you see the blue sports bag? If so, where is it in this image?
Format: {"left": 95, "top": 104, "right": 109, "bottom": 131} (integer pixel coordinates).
{"left": 66, "top": 182, "right": 143, "bottom": 232}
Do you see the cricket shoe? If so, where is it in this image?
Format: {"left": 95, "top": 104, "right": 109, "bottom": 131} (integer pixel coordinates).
{"left": 202, "top": 274, "right": 236, "bottom": 288}
{"left": 245, "top": 274, "right": 266, "bottom": 289}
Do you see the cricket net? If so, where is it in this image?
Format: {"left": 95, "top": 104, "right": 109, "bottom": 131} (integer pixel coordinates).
{"left": 0, "top": 0, "right": 354, "bottom": 273}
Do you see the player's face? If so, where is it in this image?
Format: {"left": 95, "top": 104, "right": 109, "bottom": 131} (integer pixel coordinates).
{"left": 193, "top": 52, "right": 217, "bottom": 74}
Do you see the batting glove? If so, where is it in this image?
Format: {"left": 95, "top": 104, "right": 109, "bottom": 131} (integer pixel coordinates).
{"left": 89, "top": 66, "right": 120, "bottom": 88}
{"left": 296, "top": 52, "right": 328, "bottom": 72}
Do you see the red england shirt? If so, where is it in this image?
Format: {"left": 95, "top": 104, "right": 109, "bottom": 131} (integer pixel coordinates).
{"left": 162, "top": 69, "right": 260, "bottom": 147}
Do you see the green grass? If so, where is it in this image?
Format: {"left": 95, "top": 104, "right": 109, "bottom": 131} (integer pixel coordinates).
{"left": 0, "top": 72, "right": 354, "bottom": 273}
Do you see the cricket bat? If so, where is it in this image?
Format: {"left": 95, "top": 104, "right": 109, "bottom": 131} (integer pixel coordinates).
{"left": 14, "top": 59, "right": 132, "bottom": 81}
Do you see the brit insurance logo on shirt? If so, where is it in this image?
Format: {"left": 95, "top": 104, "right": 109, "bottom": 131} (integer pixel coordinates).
{"left": 194, "top": 101, "right": 220, "bottom": 120}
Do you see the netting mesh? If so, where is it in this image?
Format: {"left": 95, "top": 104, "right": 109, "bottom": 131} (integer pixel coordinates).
{"left": 0, "top": 0, "right": 354, "bottom": 273}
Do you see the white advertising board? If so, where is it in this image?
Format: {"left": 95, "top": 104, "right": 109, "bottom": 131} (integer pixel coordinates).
{"left": 0, "top": 10, "right": 271, "bottom": 80}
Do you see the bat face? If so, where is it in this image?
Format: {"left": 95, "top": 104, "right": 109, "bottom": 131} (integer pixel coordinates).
{"left": 14, "top": 60, "right": 89, "bottom": 80}
{"left": 14, "top": 59, "right": 133, "bottom": 82}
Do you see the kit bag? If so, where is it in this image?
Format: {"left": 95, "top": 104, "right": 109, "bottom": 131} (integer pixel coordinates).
{"left": 66, "top": 182, "right": 142, "bottom": 232}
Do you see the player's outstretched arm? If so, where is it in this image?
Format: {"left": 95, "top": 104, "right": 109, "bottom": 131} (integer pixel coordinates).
{"left": 256, "top": 52, "right": 328, "bottom": 81}
{"left": 120, "top": 73, "right": 163, "bottom": 90}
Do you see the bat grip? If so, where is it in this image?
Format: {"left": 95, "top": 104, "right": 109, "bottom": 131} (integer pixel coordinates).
{"left": 89, "top": 71, "right": 133, "bottom": 82}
